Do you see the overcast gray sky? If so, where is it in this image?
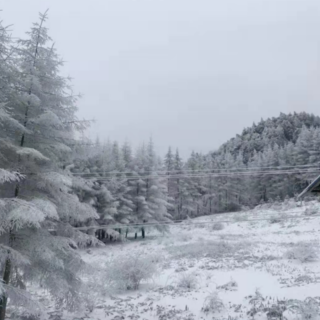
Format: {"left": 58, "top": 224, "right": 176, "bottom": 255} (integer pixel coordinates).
{"left": 2, "top": 0, "right": 320, "bottom": 157}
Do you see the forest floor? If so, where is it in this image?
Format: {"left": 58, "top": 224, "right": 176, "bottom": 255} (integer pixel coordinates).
{"left": 44, "top": 200, "right": 320, "bottom": 319}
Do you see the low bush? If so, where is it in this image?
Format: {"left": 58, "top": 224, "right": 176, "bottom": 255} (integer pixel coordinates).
{"left": 286, "top": 297, "right": 320, "bottom": 320}
{"left": 217, "top": 279, "right": 238, "bottom": 291}
{"left": 270, "top": 216, "right": 282, "bottom": 224}
{"left": 202, "top": 292, "right": 224, "bottom": 314}
{"left": 176, "top": 272, "right": 198, "bottom": 289}
{"left": 105, "top": 251, "right": 158, "bottom": 291}
{"left": 304, "top": 205, "right": 319, "bottom": 216}
{"left": 210, "top": 222, "right": 224, "bottom": 231}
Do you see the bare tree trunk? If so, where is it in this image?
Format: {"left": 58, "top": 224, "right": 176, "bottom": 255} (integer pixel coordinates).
{"left": 0, "top": 260, "right": 10, "bottom": 320}
{"left": 0, "top": 235, "right": 12, "bottom": 320}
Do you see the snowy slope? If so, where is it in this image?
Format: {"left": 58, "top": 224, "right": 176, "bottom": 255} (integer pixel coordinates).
{"left": 79, "top": 200, "right": 320, "bottom": 320}
{"left": 32, "top": 200, "right": 320, "bottom": 319}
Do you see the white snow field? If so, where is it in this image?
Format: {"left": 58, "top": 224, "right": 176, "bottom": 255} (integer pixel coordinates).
{"left": 42, "top": 200, "right": 320, "bottom": 319}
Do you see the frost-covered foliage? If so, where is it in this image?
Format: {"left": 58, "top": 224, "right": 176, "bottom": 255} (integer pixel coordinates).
{"left": 55, "top": 223, "right": 101, "bottom": 248}
{"left": 210, "top": 222, "right": 224, "bottom": 231}
{"left": 286, "top": 297, "right": 320, "bottom": 320}
{"left": 105, "top": 251, "right": 158, "bottom": 291}
{"left": 176, "top": 272, "right": 198, "bottom": 290}
{"left": 71, "top": 112, "right": 320, "bottom": 223}
{"left": 285, "top": 242, "right": 319, "bottom": 263}
{"left": 0, "top": 169, "right": 24, "bottom": 184}
{"left": 244, "top": 290, "right": 319, "bottom": 320}
{"left": 304, "top": 204, "right": 320, "bottom": 216}
{"left": 0, "top": 11, "right": 97, "bottom": 318}
{"left": 162, "top": 113, "right": 320, "bottom": 217}
{"left": 202, "top": 292, "right": 224, "bottom": 314}
{"left": 71, "top": 139, "right": 173, "bottom": 229}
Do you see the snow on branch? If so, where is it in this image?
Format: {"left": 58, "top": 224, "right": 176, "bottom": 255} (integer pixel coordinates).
{"left": 0, "top": 169, "right": 25, "bottom": 184}
{"left": 31, "top": 198, "right": 59, "bottom": 220}
{"left": 30, "top": 110, "right": 63, "bottom": 128}
{"left": 38, "top": 171, "right": 72, "bottom": 191}
{"left": 16, "top": 147, "right": 50, "bottom": 162}
{"left": 4, "top": 283, "right": 44, "bottom": 317}
{"left": 59, "top": 193, "right": 99, "bottom": 222}
{"left": 56, "top": 223, "right": 102, "bottom": 248}
{"left": 1, "top": 198, "right": 46, "bottom": 232}
{"left": 0, "top": 103, "right": 31, "bottom": 133}
{"left": 0, "top": 244, "right": 30, "bottom": 266}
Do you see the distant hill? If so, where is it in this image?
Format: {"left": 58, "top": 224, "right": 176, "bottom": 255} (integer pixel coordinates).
{"left": 210, "top": 112, "right": 320, "bottom": 163}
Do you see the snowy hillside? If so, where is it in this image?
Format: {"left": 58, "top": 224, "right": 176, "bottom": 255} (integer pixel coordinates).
{"left": 24, "top": 199, "right": 320, "bottom": 320}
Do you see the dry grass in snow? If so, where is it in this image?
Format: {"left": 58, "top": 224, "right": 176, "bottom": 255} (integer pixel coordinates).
{"left": 21, "top": 199, "right": 320, "bottom": 320}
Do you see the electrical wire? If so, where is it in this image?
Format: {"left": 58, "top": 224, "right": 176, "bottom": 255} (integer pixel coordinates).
{"left": 78, "top": 169, "right": 320, "bottom": 182}
{"left": 70, "top": 163, "right": 320, "bottom": 176}
{"left": 18, "top": 167, "right": 320, "bottom": 181}
{"left": 73, "top": 212, "right": 320, "bottom": 231}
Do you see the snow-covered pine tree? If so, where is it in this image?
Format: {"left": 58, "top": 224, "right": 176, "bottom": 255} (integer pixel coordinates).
{"left": 173, "top": 148, "right": 184, "bottom": 218}
{"left": 201, "top": 154, "right": 216, "bottom": 215}
{"left": 294, "top": 126, "right": 315, "bottom": 190}
{"left": 129, "top": 143, "right": 149, "bottom": 237}
{"left": 179, "top": 151, "right": 202, "bottom": 217}
{"left": 294, "top": 126, "right": 313, "bottom": 166}
{"left": 228, "top": 151, "right": 247, "bottom": 209}
{"left": 0, "top": 12, "right": 98, "bottom": 318}
{"left": 120, "top": 141, "right": 136, "bottom": 223}
{"left": 0, "top": 18, "right": 25, "bottom": 187}
{"left": 164, "top": 147, "right": 176, "bottom": 217}
{"left": 144, "top": 139, "right": 172, "bottom": 232}
{"left": 262, "top": 144, "right": 287, "bottom": 200}
{"left": 309, "top": 127, "right": 320, "bottom": 164}
{"left": 111, "top": 142, "right": 135, "bottom": 225}
{"left": 164, "top": 147, "right": 174, "bottom": 172}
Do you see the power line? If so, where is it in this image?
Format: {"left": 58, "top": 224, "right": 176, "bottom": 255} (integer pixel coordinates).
{"left": 70, "top": 163, "right": 320, "bottom": 176}
{"left": 73, "top": 212, "right": 320, "bottom": 231}
{"left": 78, "top": 169, "right": 320, "bottom": 182}
{"left": 18, "top": 167, "right": 320, "bottom": 180}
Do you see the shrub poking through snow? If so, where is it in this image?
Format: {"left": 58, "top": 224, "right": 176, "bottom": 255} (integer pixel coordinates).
{"left": 156, "top": 305, "right": 195, "bottom": 320}
{"left": 285, "top": 242, "right": 318, "bottom": 263}
{"left": 304, "top": 205, "right": 319, "bottom": 216}
{"left": 210, "top": 222, "right": 224, "bottom": 231}
{"left": 176, "top": 272, "right": 198, "bottom": 290}
{"left": 286, "top": 297, "right": 320, "bottom": 320}
{"left": 202, "top": 292, "right": 224, "bottom": 314}
{"left": 178, "top": 233, "right": 190, "bottom": 242}
{"left": 270, "top": 216, "right": 282, "bottom": 224}
{"left": 105, "top": 251, "right": 158, "bottom": 291}
{"left": 217, "top": 279, "right": 238, "bottom": 291}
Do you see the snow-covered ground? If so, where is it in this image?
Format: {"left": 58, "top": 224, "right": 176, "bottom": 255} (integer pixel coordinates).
{"left": 51, "top": 200, "right": 320, "bottom": 319}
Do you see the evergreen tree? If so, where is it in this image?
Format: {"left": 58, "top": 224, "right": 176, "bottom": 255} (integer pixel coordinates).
{"left": 0, "top": 12, "right": 97, "bottom": 318}
{"left": 294, "top": 126, "right": 313, "bottom": 165}
{"left": 172, "top": 149, "right": 184, "bottom": 218}
{"left": 164, "top": 147, "right": 175, "bottom": 216}
{"left": 164, "top": 147, "right": 174, "bottom": 172}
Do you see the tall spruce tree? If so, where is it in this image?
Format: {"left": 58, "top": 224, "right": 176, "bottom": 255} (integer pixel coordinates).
{"left": 0, "top": 12, "right": 98, "bottom": 318}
